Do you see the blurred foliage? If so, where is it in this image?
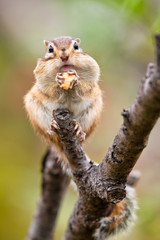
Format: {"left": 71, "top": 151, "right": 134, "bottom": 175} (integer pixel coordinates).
{"left": 0, "top": 0, "right": 160, "bottom": 239}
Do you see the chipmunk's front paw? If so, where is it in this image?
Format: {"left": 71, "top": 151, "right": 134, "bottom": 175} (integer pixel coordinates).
{"left": 72, "top": 119, "right": 86, "bottom": 142}
{"left": 47, "top": 115, "right": 60, "bottom": 135}
{"left": 68, "top": 69, "right": 79, "bottom": 87}
{"left": 56, "top": 73, "right": 65, "bottom": 86}
{"left": 56, "top": 70, "right": 79, "bottom": 90}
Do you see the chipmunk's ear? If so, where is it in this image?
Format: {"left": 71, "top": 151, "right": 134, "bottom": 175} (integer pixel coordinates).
{"left": 76, "top": 38, "right": 81, "bottom": 44}
{"left": 43, "top": 40, "right": 49, "bottom": 47}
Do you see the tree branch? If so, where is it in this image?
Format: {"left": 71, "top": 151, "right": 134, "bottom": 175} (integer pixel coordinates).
{"left": 26, "top": 147, "right": 69, "bottom": 240}
{"left": 99, "top": 33, "right": 160, "bottom": 181}
{"left": 99, "top": 33, "right": 160, "bottom": 183}
{"left": 26, "top": 33, "right": 160, "bottom": 240}
{"left": 51, "top": 33, "right": 160, "bottom": 240}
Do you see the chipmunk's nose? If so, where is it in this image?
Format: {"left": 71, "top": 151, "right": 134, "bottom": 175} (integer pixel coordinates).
{"left": 60, "top": 55, "right": 69, "bottom": 62}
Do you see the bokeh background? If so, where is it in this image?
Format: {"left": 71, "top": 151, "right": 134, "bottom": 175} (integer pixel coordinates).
{"left": 0, "top": 0, "right": 160, "bottom": 239}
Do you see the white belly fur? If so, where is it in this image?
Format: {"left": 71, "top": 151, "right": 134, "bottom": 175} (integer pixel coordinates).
{"left": 41, "top": 97, "right": 97, "bottom": 131}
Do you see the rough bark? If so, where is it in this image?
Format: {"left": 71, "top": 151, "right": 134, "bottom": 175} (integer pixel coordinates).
{"left": 52, "top": 33, "right": 160, "bottom": 240}
{"left": 26, "top": 147, "right": 69, "bottom": 240}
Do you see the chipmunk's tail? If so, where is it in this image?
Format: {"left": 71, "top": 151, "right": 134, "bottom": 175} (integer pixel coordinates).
{"left": 94, "top": 179, "right": 139, "bottom": 240}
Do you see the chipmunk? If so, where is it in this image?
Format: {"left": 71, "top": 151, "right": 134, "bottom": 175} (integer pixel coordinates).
{"left": 24, "top": 36, "right": 138, "bottom": 239}
{"left": 24, "top": 36, "right": 103, "bottom": 164}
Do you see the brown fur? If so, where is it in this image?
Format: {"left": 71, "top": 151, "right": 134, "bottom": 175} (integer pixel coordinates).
{"left": 108, "top": 201, "right": 125, "bottom": 230}
{"left": 52, "top": 36, "right": 73, "bottom": 48}
{"left": 24, "top": 36, "right": 103, "bottom": 163}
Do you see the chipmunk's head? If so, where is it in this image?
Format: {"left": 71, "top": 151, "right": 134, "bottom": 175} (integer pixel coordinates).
{"left": 43, "top": 36, "right": 82, "bottom": 71}
{"left": 44, "top": 36, "right": 81, "bottom": 60}
{"left": 34, "top": 36, "right": 100, "bottom": 88}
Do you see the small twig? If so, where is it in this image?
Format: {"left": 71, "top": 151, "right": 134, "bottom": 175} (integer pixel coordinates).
{"left": 26, "top": 147, "right": 69, "bottom": 240}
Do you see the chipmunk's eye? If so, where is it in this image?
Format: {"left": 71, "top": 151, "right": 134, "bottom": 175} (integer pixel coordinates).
{"left": 74, "top": 42, "right": 79, "bottom": 50}
{"left": 49, "top": 45, "right": 54, "bottom": 53}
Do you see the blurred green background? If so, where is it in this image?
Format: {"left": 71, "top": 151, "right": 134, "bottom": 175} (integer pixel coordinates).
{"left": 0, "top": 0, "right": 160, "bottom": 239}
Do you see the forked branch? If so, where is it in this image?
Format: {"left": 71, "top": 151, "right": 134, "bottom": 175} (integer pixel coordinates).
{"left": 53, "top": 33, "right": 160, "bottom": 240}
{"left": 26, "top": 33, "right": 160, "bottom": 240}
